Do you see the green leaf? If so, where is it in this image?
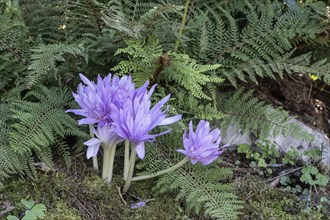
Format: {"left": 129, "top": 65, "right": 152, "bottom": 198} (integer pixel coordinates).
{"left": 257, "top": 158, "right": 267, "bottom": 168}
{"left": 31, "top": 204, "right": 47, "bottom": 218}
{"left": 24, "top": 210, "right": 38, "bottom": 220}
{"left": 315, "top": 173, "right": 329, "bottom": 186}
{"left": 280, "top": 176, "right": 291, "bottom": 186}
{"left": 6, "top": 216, "right": 20, "bottom": 220}
{"left": 21, "top": 199, "right": 35, "bottom": 209}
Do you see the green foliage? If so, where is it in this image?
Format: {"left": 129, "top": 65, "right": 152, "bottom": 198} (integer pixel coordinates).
{"left": 112, "top": 35, "right": 223, "bottom": 99}
{"left": 0, "top": 86, "right": 85, "bottom": 185}
{"left": 0, "top": 0, "right": 30, "bottom": 92}
{"left": 27, "top": 43, "right": 87, "bottom": 87}
{"left": 10, "top": 86, "right": 83, "bottom": 154}
{"left": 184, "top": 0, "right": 330, "bottom": 86}
{"left": 137, "top": 131, "right": 243, "bottom": 220}
{"left": 7, "top": 199, "right": 47, "bottom": 220}
{"left": 237, "top": 140, "right": 280, "bottom": 171}
{"left": 112, "top": 35, "right": 163, "bottom": 86}
{"left": 237, "top": 174, "right": 328, "bottom": 219}
{"left": 1, "top": 0, "right": 329, "bottom": 218}
{"left": 300, "top": 165, "right": 329, "bottom": 186}
{"left": 0, "top": 104, "right": 32, "bottom": 186}
{"left": 282, "top": 147, "right": 301, "bottom": 165}
{"left": 218, "top": 89, "right": 313, "bottom": 141}
{"left": 280, "top": 176, "right": 303, "bottom": 194}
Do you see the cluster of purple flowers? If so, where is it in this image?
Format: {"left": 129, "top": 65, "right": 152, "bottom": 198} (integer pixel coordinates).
{"left": 67, "top": 73, "right": 181, "bottom": 159}
{"left": 67, "top": 73, "right": 226, "bottom": 170}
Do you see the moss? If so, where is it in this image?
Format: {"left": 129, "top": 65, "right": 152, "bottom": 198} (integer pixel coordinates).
{"left": 48, "top": 201, "right": 82, "bottom": 220}
{"left": 236, "top": 174, "right": 327, "bottom": 220}
{"left": 0, "top": 163, "right": 190, "bottom": 220}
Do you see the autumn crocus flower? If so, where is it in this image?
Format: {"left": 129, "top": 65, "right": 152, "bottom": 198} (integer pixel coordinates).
{"left": 177, "top": 120, "right": 226, "bottom": 165}
{"left": 83, "top": 124, "right": 123, "bottom": 183}
{"left": 111, "top": 84, "right": 182, "bottom": 159}
{"left": 113, "top": 84, "right": 182, "bottom": 193}
{"left": 131, "top": 120, "right": 227, "bottom": 182}
{"left": 84, "top": 124, "right": 123, "bottom": 159}
{"left": 66, "top": 73, "right": 135, "bottom": 125}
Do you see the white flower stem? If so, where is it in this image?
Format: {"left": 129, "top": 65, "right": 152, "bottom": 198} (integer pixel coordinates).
{"left": 106, "top": 144, "right": 117, "bottom": 184}
{"left": 122, "top": 145, "right": 137, "bottom": 193}
{"left": 132, "top": 156, "right": 190, "bottom": 181}
{"left": 123, "top": 140, "right": 130, "bottom": 180}
{"left": 89, "top": 124, "right": 99, "bottom": 172}
{"left": 102, "top": 145, "right": 111, "bottom": 180}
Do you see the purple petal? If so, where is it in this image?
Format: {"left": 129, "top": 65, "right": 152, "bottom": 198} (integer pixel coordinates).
{"left": 130, "top": 201, "right": 146, "bottom": 209}
{"left": 158, "top": 115, "right": 182, "bottom": 126}
{"left": 177, "top": 149, "right": 188, "bottom": 156}
{"left": 78, "top": 118, "right": 99, "bottom": 125}
{"left": 84, "top": 138, "right": 102, "bottom": 147}
{"left": 86, "top": 145, "right": 100, "bottom": 159}
{"left": 135, "top": 142, "right": 145, "bottom": 159}
{"left": 79, "top": 73, "right": 94, "bottom": 87}
{"left": 84, "top": 138, "right": 102, "bottom": 159}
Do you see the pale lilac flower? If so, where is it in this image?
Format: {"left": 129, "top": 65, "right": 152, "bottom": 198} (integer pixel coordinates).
{"left": 66, "top": 73, "right": 135, "bottom": 125}
{"left": 177, "top": 120, "right": 226, "bottom": 165}
{"left": 130, "top": 201, "right": 146, "bottom": 209}
{"left": 110, "top": 85, "right": 182, "bottom": 159}
{"left": 84, "top": 124, "right": 123, "bottom": 159}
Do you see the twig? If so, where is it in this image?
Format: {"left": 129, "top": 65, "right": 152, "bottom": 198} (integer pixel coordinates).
{"left": 266, "top": 166, "right": 303, "bottom": 182}
{"left": 116, "top": 186, "right": 127, "bottom": 206}
{"left": 244, "top": 191, "right": 254, "bottom": 201}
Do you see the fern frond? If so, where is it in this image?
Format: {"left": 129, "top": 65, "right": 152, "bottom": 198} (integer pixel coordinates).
{"left": 138, "top": 143, "right": 243, "bottom": 220}
{"left": 54, "top": 138, "right": 72, "bottom": 169}
{"left": 112, "top": 35, "right": 223, "bottom": 99}
{"left": 218, "top": 89, "right": 314, "bottom": 141}
{"left": 9, "top": 86, "right": 84, "bottom": 154}
{"left": 27, "top": 43, "right": 87, "bottom": 87}
{"left": 185, "top": 0, "right": 330, "bottom": 86}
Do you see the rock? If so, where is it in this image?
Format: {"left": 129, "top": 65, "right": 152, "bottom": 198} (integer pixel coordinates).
{"left": 222, "top": 118, "right": 330, "bottom": 169}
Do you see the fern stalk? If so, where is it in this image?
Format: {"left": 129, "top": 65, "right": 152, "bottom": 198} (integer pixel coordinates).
{"left": 123, "top": 145, "right": 137, "bottom": 193}
{"left": 132, "top": 156, "right": 190, "bottom": 181}
{"left": 123, "top": 140, "right": 130, "bottom": 180}
{"left": 89, "top": 124, "right": 99, "bottom": 172}
{"left": 174, "top": 0, "right": 191, "bottom": 52}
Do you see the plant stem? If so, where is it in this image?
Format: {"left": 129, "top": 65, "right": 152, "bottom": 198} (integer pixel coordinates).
{"left": 122, "top": 146, "right": 137, "bottom": 193}
{"left": 123, "top": 140, "right": 130, "bottom": 180}
{"left": 266, "top": 166, "right": 303, "bottom": 182}
{"left": 89, "top": 124, "right": 99, "bottom": 172}
{"left": 102, "top": 145, "right": 111, "bottom": 180}
{"left": 174, "top": 0, "right": 191, "bottom": 52}
{"left": 106, "top": 144, "right": 117, "bottom": 184}
{"left": 132, "top": 157, "right": 190, "bottom": 181}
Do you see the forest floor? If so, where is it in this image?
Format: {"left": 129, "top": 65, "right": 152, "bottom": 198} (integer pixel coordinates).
{"left": 1, "top": 149, "right": 330, "bottom": 219}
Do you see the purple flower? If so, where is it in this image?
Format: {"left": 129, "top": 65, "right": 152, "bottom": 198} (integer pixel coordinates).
{"left": 177, "top": 120, "right": 226, "bottom": 165}
{"left": 111, "top": 84, "right": 182, "bottom": 159}
{"left": 66, "top": 73, "right": 135, "bottom": 125}
{"left": 130, "top": 201, "right": 146, "bottom": 209}
{"left": 84, "top": 124, "right": 123, "bottom": 159}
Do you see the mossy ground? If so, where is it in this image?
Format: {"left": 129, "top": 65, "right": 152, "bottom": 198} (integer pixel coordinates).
{"left": 236, "top": 174, "right": 329, "bottom": 220}
{"left": 1, "top": 154, "right": 329, "bottom": 220}
{"left": 0, "top": 155, "right": 190, "bottom": 220}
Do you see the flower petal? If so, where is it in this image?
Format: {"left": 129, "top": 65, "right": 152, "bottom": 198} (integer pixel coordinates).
{"left": 86, "top": 145, "right": 100, "bottom": 159}
{"left": 84, "top": 138, "right": 102, "bottom": 147}
{"left": 78, "top": 117, "right": 99, "bottom": 125}
{"left": 158, "top": 115, "right": 182, "bottom": 126}
{"left": 135, "top": 142, "right": 145, "bottom": 159}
